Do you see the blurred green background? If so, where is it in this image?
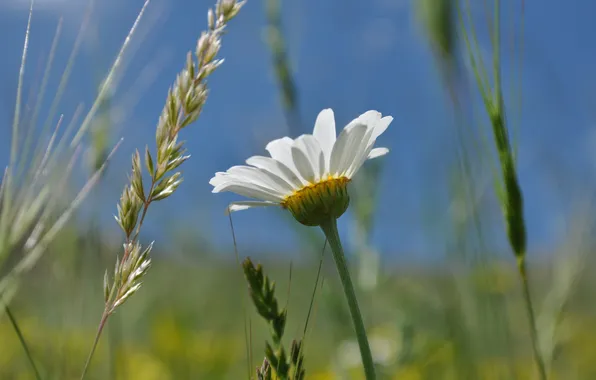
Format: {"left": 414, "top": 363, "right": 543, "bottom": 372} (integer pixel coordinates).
{"left": 4, "top": 216, "right": 596, "bottom": 379}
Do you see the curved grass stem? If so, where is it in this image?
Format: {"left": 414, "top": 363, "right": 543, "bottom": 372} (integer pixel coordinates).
{"left": 320, "top": 218, "right": 375, "bottom": 380}
{"left": 517, "top": 257, "right": 548, "bottom": 380}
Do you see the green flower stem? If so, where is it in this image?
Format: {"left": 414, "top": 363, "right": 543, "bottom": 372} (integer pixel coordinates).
{"left": 517, "top": 257, "right": 548, "bottom": 380}
{"left": 320, "top": 218, "right": 375, "bottom": 380}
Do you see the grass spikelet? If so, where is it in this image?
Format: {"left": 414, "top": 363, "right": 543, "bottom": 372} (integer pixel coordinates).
{"left": 243, "top": 257, "right": 306, "bottom": 380}
{"left": 79, "top": 0, "right": 245, "bottom": 378}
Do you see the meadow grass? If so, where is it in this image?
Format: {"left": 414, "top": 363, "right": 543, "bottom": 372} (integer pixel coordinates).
{"left": 1, "top": 0, "right": 593, "bottom": 379}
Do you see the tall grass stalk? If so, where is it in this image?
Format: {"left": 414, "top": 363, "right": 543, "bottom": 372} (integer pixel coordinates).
{"left": 0, "top": 0, "right": 120, "bottom": 314}
{"left": 422, "top": 0, "right": 515, "bottom": 374}
{"left": 418, "top": 0, "right": 548, "bottom": 377}
{"left": 0, "top": 1, "right": 130, "bottom": 377}
{"left": 79, "top": 0, "right": 245, "bottom": 378}
{"left": 459, "top": 0, "right": 548, "bottom": 378}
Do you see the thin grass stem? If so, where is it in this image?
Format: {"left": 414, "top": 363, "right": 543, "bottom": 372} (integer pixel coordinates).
{"left": 517, "top": 257, "right": 548, "bottom": 380}
{"left": 292, "top": 240, "right": 326, "bottom": 379}
{"left": 227, "top": 212, "right": 253, "bottom": 380}
{"left": 4, "top": 303, "right": 42, "bottom": 380}
{"left": 70, "top": 0, "right": 151, "bottom": 148}
{"left": 79, "top": 311, "right": 109, "bottom": 380}
{"left": 302, "top": 240, "right": 326, "bottom": 338}
{"left": 16, "top": 18, "right": 63, "bottom": 183}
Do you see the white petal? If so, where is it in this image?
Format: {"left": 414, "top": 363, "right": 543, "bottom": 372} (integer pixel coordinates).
{"left": 209, "top": 172, "right": 230, "bottom": 187}
{"left": 292, "top": 149, "right": 315, "bottom": 184}
{"left": 213, "top": 181, "right": 284, "bottom": 203}
{"left": 246, "top": 155, "right": 302, "bottom": 189}
{"left": 292, "top": 135, "right": 325, "bottom": 182}
{"left": 346, "top": 144, "right": 388, "bottom": 178}
{"left": 359, "top": 110, "right": 382, "bottom": 123}
{"left": 210, "top": 168, "right": 285, "bottom": 198}
{"left": 265, "top": 137, "right": 307, "bottom": 184}
{"left": 342, "top": 124, "right": 373, "bottom": 177}
{"left": 362, "top": 115, "right": 392, "bottom": 153}
{"left": 210, "top": 172, "right": 254, "bottom": 189}
{"left": 330, "top": 123, "right": 369, "bottom": 177}
{"left": 371, "top": 116, "right": 392, "bottom": 140}
{"left": 312, "top": 109, "right": 336, "bottom": 171}
{"left": 346, "top": 110, "right": 381, "bottom": 130}
{"left": 210, "top": 174, "right": 241, "bottom": 188}
{"left": 225, "top": 201, "right": 279, "bottom": 215}
{"left": 227, "top": 165, "right": 292, "bottom": 195}
{"left": 368, "top": 147, "right": 389, "bottom": 159}
{"left": 345, "top": 115, "right": 393, "bottom": 177}
{"left": 344, "top": 126, "right": 376, "bottom": 178}
{"left": 266, "top": 137, "right": 293, "bottom": 163}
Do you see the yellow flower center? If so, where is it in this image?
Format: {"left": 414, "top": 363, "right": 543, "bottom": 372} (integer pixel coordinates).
{"left": 281, "top": 176, "right": 351, "bottom": 226}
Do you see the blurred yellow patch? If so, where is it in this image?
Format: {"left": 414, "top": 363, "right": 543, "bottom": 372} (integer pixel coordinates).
{"left": 115, "top": 350, "right": 171, "bottom": 380}
{"left": 393, "top": 366, "right": 423, "bottom": 380}
{"left": 308, "top": 370, "right": 336, "bottom": 380}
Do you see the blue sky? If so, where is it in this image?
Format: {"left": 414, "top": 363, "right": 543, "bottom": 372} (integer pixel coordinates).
{"left": 0, "top": 0, "right": 594, "bottom": 261}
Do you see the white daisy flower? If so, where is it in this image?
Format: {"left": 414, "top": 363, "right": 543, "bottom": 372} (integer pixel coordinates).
{"left": 210, "top": 108, "right": 393, "bottom": 226}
